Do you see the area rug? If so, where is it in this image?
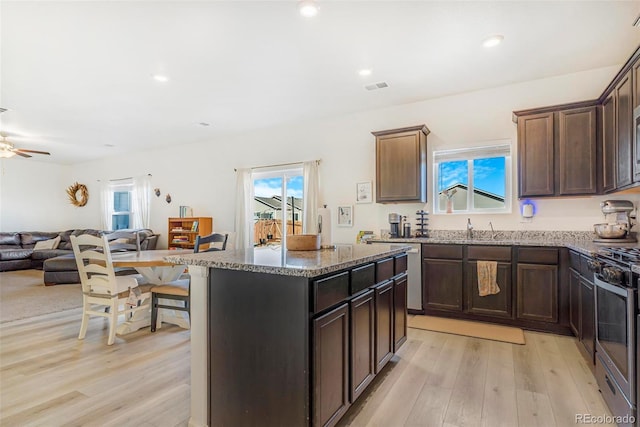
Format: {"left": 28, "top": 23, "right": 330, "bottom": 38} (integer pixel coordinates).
{"left": 408, "top": 315, "right": 525, "bottom": 345}
{"left": 0, "top": 270, "right": 82, "bottom": 323}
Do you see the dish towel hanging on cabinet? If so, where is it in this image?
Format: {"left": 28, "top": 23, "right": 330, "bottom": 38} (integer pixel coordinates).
{"left": 477, "top": 261, "right": 500, "bottom": 296}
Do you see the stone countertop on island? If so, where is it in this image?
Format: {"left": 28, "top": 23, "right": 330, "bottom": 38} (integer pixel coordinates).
{"left": 164, "top": 243, "right": 409, "bottom": 278}
{"left": 368, "top": 230, "right": 640, "bottom": 258}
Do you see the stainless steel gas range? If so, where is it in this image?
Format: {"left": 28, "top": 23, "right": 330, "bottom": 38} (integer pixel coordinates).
{"left": 591, "top": 247, "right": 640, "bottom": 426}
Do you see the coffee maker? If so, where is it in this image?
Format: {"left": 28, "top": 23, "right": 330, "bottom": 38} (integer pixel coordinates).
{"left": 389, "top": 213, "right": 401, "bottom": 238}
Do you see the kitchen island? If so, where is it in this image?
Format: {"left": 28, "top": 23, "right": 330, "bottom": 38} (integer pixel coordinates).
{"left": 166, "top": 243, "right": 409, "bottom": 427}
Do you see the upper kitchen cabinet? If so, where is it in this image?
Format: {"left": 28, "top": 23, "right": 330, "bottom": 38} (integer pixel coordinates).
{"left": 601, "top": 94, "right": 616, "bottom": 193}
{"left": 514, "top": 103, "right": 597, "bottom": 198}
{"left": 633, "top": 56, "right": 640, "bottom": 109}
{"left": 615, "top": 71, "right": 634, "bottom": 187}
{"left": 372, "top": 125, "right": 429, "bottom": 203}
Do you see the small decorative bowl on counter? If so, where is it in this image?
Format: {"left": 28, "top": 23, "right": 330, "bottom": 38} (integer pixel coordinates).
{"left": 286, "top": 234, "right": 321, "bottom": 251}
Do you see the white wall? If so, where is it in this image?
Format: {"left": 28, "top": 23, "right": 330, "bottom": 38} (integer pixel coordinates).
{"left": 0, "top": 159, "right": 74, "bottom": 231}
{"left": 4, "top": 64, "right": 638, "bottom": 244}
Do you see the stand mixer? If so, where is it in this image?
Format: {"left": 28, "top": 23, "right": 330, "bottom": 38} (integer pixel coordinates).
{"left": 593, "top": 200, "right": 637, "bottom": 243}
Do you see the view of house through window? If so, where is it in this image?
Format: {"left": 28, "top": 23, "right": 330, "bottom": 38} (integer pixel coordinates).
{"left": 434, "top": 143, "right": 511, "bottom": 214}
{"left": 253, "top": 167, "right": 304, "bottom": 246}
{"left": 111, "top": 181, "right": 133, "bottom": 230}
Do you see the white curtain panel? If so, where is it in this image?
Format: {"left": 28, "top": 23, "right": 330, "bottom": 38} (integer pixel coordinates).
{"left": 302, "top": 161, "right": 319, "bottom": 234}
{"left": 99, "top": 181, "right": 113, "bottom": 230}
{"left": 234, "top": 168, "right": 254, "bottom": 250}
{"left": 132, "top": 175, "right": 151, "bottom": 229}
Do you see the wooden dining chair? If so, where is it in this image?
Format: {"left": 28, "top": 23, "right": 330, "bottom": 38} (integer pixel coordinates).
{"left": 104, "top": 230, "right": 141, "bottom": 253}
{"left": 150, "top": 233, "right": 228, "bottom": 332}
{"left": 194, "top": 232, "right": 228, "bottom": 252}
{"left": 71, "top": 234, "right": 152, "bottom": 345}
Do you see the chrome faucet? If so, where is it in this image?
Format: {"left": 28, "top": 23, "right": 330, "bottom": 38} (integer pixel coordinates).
{"left": 466, "top": 218, "right": 473, "bottom": 239}
{"left": 489, "top": 221, "right": 495, "bottom": 240}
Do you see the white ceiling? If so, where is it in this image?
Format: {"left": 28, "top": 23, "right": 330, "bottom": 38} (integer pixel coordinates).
{"left": 1, "top": 1, "right": 639, "bottom": 164}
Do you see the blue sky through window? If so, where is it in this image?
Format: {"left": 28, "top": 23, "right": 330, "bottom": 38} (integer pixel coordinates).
{"left": 438, "top": 157, "right": 505, "bottom": 197}
{"left": 254, "top": 176, "right": 303, "bottom": 198}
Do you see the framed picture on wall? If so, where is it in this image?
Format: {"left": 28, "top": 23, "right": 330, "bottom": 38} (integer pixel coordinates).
{"left": 337, "top": 205, "right": 353, "bottom": 227}
{"left": 356, "top": 181, "right": 373, "bottom": 204}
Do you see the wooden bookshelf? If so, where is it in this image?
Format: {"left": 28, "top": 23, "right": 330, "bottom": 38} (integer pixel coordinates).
{"left": 168, "top": 217, "right": 213, "bottom": 250}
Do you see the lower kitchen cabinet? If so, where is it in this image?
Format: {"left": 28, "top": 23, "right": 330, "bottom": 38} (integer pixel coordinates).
{"left": 580, "top": 278, "right": 595, "bottom": 362}
{"left": 516, "top": 263, "right": 559, "bottom": 323}
{"left": 423, "top": 258, "right": 463, "bottom": 312}
{"left": 313, "top": 303, "right": 350, "bottom": 427}
{"left": 569, "top": 268, "right": 581, "bottom": 337}
{"left": 374, "top": 280, "right": 394, "bottom": 373}
{"left": 349, "top": 290, "right": 375, "bottom": 402}
{"left": 465, "top": 261, "right": 512, "bottom": 318}
{"left": 393, "top": 273, "right": 408, "bottom": 351}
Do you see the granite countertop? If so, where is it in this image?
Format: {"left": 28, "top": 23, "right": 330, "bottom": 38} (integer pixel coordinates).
{"left": 369, "top": 230, "right": 640, "bottom": 257}
{"left": 164, "top": 243, "right": 409, "bottom": 278}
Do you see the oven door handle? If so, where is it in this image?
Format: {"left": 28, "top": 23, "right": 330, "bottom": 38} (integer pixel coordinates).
{"left": 594, "top": 277, "right": 630, "bottom": 297}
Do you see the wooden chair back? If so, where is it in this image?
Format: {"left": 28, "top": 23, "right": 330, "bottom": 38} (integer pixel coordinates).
{"left": 104, "top": 230, "right": 141, "bottom": 253}
{"left": 71, "top": 234, "right": 118, "bottom": 297}
{"left": 194, "top": 233, "right": 228, "bottom": 253}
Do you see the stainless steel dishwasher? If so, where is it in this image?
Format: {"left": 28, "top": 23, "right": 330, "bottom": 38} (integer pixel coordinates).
{"left": 404, "top": 243, "right": 422, "bottom": 311}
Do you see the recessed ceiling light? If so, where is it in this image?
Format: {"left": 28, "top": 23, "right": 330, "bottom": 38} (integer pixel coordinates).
{"left": 104, "top": 144, "right": 115, "bottom": 147}
{"left": 152, "top": 74, "right": 169, "bottom": 82}
{"left": 482, "top": 35, "right": 504, "bottom": 48}
{"left": 298, "top": 0, "right": 318, "bottom": 17}
{"left": 198, "top": 122, "right": 211, "bottom": 127}
{"left": 358, "top": 69, "right": 372, "bottom": 77}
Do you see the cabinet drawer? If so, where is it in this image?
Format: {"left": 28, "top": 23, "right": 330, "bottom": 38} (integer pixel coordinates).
{"left": 351, "top": 263, "right": 375, "bottom": 295}
{"left": 376, "top": 258, "right": 394, "bottom": 283}
{"left": 569, "top": 250, "right": 580, "bottom": 271}
{"left": 313, "top": 272, "right": 350, "bottom": 313}
{"left": 422, "top": 244, "right": 463, "bottom": 259}
{"left": 467, "top": 246, "right": 511, "bottom": 262}
{"left": 394, "top": 254, "right": 408, "bottom": 275}
{"left": 518, "top": 247, "right": 558, "bottom": 264}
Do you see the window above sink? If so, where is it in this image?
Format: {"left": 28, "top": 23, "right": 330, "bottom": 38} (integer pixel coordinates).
{"left": 433, "top": 142, "right": 512, "bottom": 214}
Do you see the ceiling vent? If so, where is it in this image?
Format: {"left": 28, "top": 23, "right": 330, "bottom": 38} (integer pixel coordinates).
{"left": 365, "top": 82, "right": 389, "bottom": 91}
{"left": 0, "top": 108, "right": 7, "bottom": 114}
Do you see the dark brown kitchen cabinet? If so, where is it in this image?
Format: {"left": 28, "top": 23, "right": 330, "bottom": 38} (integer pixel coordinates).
{"left": 569, "top": 268, "right": 581, "bottom": 337}
{"left": 424, "top": 258, "right": 464, "bottom": 312}
{"left": 633, "top": 57, "right": 640, "bottom": 110}
{"left": 465, "top": 261, "right": 512, "bottom": 319}
{"left": 558, "top": 106, "right": 598, "bottom": 195}
{"left": 517, "top": 112, "right": 555, "bottom": 197}
{"left": 616, "top": 71, "right": 634, "bottom": 187}
{"left": 580, "top": 278, "right": 595, "bottom": 363}
{"left": 393, "top": 273, "right": 408, "bottom": 352}
{"left": 349, "top": 290, "right": 375, "bottom": 402}
{"left": 373, "top": 280, "right": 394, "bottom": 373}
{"left": 516, "top": 263, "right": 558, "bottom": 323}
{"left": 602, "top": 94, "right": 617, "bottom": 192}
{"left": 313, "top": 303, "right": 350, "bottom": 427}
{"left": 515, "top": 105, "right": 597, "bottom": 197}
{"left": 372, "top": 125, "right": 429, "bottom": 203}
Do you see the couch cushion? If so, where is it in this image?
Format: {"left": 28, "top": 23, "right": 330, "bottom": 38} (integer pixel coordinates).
{"left": 31, "top": 249, "right": 72, "bottom": 261}
{"left": 34, "top": 236, "right": 61, "bottom": 250}
{"left": 0, "top": 248, "right": 33, "bottom": 261}
{"left": 0, "top": 233, "right": 21, "bottom": 248}
{"left": 20, "top": 232, "right": 60, "bottom": 248}
{"left": 43, "top": 254, "right": 77, "bottom": 271}
{"left": 57, "top": 230, "right": 75, "bottom": 250}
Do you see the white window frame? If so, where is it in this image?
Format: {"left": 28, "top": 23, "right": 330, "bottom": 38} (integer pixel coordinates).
{"left": 110, "top": 180, "right": 134, "bottom": 230}
{"left": 432, "top": 142, "right": 512, "bottom": 214}
{"left": 252, "top": 165, "right": 304, "bottom": 244}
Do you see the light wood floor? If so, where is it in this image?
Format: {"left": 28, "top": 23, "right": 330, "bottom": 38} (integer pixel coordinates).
{"left": 1, "top": 308, "right": 613, "bottom": 427}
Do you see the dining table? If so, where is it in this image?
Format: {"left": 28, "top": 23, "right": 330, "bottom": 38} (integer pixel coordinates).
{"left": 110, "top": 249, "right": 193, "bottom": 335}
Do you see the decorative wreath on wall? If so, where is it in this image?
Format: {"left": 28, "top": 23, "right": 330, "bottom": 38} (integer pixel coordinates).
{"left": 66, "top": 182, "right": 89, "bottom": 207}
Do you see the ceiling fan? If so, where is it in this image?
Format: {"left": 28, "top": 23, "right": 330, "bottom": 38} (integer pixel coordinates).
{"left": 0, "top": 136, "right": 50, "bottom": 158}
